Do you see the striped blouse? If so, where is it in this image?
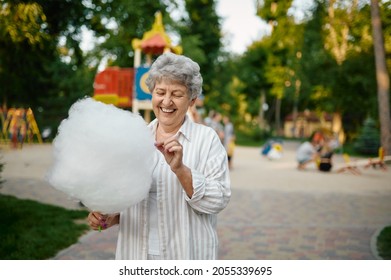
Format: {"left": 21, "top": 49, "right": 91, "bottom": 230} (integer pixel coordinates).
{"left": 115, "top": 116, "right": 231, "bottom": 259}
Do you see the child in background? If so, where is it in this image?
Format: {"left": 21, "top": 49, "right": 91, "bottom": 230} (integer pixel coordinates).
{"left": 296, "top": 132, "right": 324, "bottom": 170}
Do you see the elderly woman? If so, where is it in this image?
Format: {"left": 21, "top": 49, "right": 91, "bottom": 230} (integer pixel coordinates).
{"left": 88, "top": 52, "right": 231, "bottom": 260}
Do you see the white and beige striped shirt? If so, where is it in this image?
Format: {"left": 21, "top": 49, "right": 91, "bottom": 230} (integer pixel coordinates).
{"left": 115, "top": 116, "right": 231, "bottom": 259}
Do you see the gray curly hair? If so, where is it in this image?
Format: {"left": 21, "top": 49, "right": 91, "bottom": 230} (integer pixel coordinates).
{"left": 145, "top": 52, "right": 203, "bottom": 100}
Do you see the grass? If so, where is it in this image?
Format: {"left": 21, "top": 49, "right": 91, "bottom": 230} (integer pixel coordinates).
{"left": 0, "top": 194, "right": 89, "bottom": 260}
{"left": 377, "top": 225, "right": 391, "bottom": 260}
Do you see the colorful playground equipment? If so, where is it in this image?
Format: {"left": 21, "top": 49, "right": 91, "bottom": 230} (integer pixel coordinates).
{"left": 0, "top": 106, "right": 42, "bottom": 148}
{"left": 336, "top": 147, "right": 390, "bottom": 175}
{"left": 93, "top": 11, "right": 182, "bottom": 122}
{"left": 93, "top": 67, "right": 134, "bottom": 108}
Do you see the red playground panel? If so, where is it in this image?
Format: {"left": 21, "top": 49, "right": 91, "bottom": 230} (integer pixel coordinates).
{"left": 93, "top": 67, "right": 134, "bottom": 108}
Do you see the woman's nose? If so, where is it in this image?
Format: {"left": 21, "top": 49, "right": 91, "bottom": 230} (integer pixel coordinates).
{"left": 162, "top": 94, "right": 172, "bottom": 105}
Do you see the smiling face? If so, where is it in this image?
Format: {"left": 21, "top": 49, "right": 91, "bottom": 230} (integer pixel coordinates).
{"left": 152, "top": 79, "right": 195, "bottom": 132}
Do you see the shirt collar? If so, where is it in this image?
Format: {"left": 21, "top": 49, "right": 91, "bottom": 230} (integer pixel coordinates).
{"left": 178, "top": 115, "right": 192, "bottom": 142}
{"left": 149, "top": 115, "right": 193, "bottom": 142}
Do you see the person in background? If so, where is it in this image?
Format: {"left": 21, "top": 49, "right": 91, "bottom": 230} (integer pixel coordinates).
{"left": 296, "top": 131, "right": 324, "bottom": 170}
{"left": 186, "top": 95, "right": 204, "bottom": 124}
{"left": 187, "top": 103, "right": 200, "bottom": 123}
{"left": 87, "top": 52, "right": 231, "bottom": 260}
{"left": 209, "top": 111, "right": 224, "bottom": 143}
{"left": 203, "top": 109, "right": 215, "bottom": 127}
{"left": 223, "top": 115, "right": 235, "bottom": 169}
{"left": 194, "top": 94, "right": 206, "bottom": 124}
{"left": 317, "top": 134, "right": 336, "bottom": 172}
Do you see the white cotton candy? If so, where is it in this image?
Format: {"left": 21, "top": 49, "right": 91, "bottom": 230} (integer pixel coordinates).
{"left": 46, "top": 97, "right": 156, "bottom": 214}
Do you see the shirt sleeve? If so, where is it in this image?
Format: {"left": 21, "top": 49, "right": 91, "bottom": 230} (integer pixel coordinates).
{"left": 184, "top": 134, "right": 231, "bottom": 215}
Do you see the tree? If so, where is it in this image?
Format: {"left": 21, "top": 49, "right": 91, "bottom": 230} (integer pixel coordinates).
{"left": 370, "top": 0, "right": 391, "bottom": 155}
{"left": 0, "top": 1, "right": 97, "bottom": 107}
{"left": 177, "top": 0, "right": 222, "bottom": 95}
{"left": 90, "top": 0, "right": 168, "bottom": 68}
{"left": 295, "top": 1, "right": 382, "bottom": 141}
{"left": 238, "top": 41, "right": 270, "bottom": 118}
{"left": 256, "top": 0, "right": 292, "bottom": 32}
{"left": 238, "top": 0, "right": 390, "bottom": 141}
{"left": 255, "top": 0, "right": 302, "bottom": 134}
{"left": 0, "top": 0, "right": 171, "bottom": 133}
{"left": 325, "top": 0, "right": 358, "bottom": 65}
{"left": 0, "top": 2, "right": 52, "bottom": 107}
{"left": 353, "top": 116, "right": 380, "bottom": 155}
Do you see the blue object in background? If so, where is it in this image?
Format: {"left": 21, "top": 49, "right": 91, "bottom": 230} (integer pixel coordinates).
{"left": 135, "top": 67, "right": 152, "bottom": 101}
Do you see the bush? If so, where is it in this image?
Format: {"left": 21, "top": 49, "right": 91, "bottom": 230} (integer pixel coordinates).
{"left": 377, "top": 225, "right": 391, "bottom": 260}
{"left": 353, "top": 117, "right": 380, "bottom": 156}
{"left": 236, "top": 125, "right": 271, "bottom": 147}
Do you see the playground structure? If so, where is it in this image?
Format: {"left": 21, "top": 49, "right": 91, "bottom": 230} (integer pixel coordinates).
{"left": 0, "top": 106, "right": 42, "bottom": 148}
{"left": 93, "top": 11, "right": 182, "bottom": 122}
{"left": 1, "top": 12, "right": 177, "bottom": 148}
{"left": 336, "top": 147, "right": 390, "bottom": 175}
{"left": 93, "top": 67, "right": 134, "bottom": 108}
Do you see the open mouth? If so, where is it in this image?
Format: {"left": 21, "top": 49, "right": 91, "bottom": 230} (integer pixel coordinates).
{"left": 160, "top": 107, "right": 175, "bottom": 113}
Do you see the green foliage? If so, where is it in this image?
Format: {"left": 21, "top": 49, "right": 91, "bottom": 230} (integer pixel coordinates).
{"left": 241, "top": 0, "right": 304, "bottom": 132}
{"left": 377, "top": 225, "right": 391, "bottom": 260}
{"left": 235, "top": 123, "right": 271, "bottom": 147}
{"left": 180, "top": 34, "right": 208, "bottom": 66}
{"left": 0, "top": 2, "right": 49, "bottom": 46}
{"left": 335, "top": 50, "right": 377, "bottom": 127}
{"left": 91, "top": 0, "right": 168, "bottom": 67}
{"left": 0, "top": 0, "right": 390, "bottom": 143}
{"left": 272, "top": 0, "right": 382, "bottom": 134}
{"left": 0, "top": 0, "right": 99, "bottom": 135}
{"left": 0, "top": 0, "right": 169, "bottom": 132}
{"left": 256, "top": 0, "right": 293, "bottom": 23}
{"left": 380, "top": 1, "right": 391, "bottom": 72}
{"left": 299, "top": 2, "right": 336, "bottom": 111}
{"left": 35, "top": 57, "right": 98, "bottom": 137}
{"left": 353, "top": 117, "right": 380, "bottom": 156}
{"left": 237, "top": 41, "right": 270, "bottom": 116}
{"left": 205, "top": 58, "right": 246, "bottom": 115}
{"left": 178, "top": 0, "right": 222, "bottom": 94}
{"left": 0, "top": 194, "right": 89, "bottom": 260}
{"left": 0, "top": 0, "right": 94, "bottom": 100}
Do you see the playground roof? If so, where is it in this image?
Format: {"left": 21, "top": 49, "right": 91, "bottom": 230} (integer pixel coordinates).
{"left": 132, "top": 12, "right": 182, "bottom": 55}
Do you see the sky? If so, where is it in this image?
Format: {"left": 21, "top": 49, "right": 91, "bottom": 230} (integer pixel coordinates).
{"left": 217, "top": 0, "right": 314, "bottom": 54}
{"left": 216, "top": 0, "right": 269, "bottom": 54}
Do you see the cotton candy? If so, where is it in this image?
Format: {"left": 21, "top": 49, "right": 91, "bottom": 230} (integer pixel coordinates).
{"left": 46, "top": 97, "right": 156, "bottom": 214}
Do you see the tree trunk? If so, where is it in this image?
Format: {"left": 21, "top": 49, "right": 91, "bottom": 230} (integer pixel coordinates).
{"left": 259, "top": 90, "right": 266, "bottom": 130}
{"left": 275, "top": 97, "right": 281, "bottom": 136}
{"left": 370, "top": 0, "right": 391, "bottom": 155}
{"left": 292, "top": 79, "right": 301, "bottom": 137}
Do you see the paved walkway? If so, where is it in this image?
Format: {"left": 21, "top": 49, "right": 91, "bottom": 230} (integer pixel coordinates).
{"left": 1, "top": 141, "right": 391, "bottom": 260}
